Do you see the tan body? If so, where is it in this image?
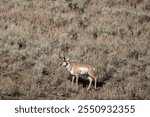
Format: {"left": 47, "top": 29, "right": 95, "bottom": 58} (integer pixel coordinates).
{"left": 67, "top": 63, "right": 95, "bottom": 77}
{"left": 66, "top": 62, "right": 97, "bottom": 90}
{"left": 59, "top": 54, "right": 97, "bottom": 90}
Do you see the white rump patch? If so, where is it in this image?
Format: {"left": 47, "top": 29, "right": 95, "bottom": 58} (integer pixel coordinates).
{"left": 79, "top": 67, "right": 88, "bottom": 74}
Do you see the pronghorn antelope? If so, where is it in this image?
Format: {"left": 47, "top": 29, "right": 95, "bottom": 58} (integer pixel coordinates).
{"left": 59, "top": 53, "right": 97, "bottom": 90}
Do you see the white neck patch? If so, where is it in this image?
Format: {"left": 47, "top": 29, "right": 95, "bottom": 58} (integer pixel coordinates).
{"left": 66, "top": 64, "right": 70, "bottom": 70}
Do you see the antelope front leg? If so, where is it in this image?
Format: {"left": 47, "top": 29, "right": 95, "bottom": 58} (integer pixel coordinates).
{"left": 71, "top": 75, "right": 75, "bottom": 86}
{"left": 75, "top": 74, "right": 79, "bottom": 90}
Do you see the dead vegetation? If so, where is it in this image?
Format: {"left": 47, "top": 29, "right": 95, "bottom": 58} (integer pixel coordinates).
{"left": 0, "top": 0, "right": 150, "bottom": 99}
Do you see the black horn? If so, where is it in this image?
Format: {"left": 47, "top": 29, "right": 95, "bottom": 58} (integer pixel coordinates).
{"left": 63, "top": 54, "right": 66, "bottom": 60}
{"left": 59, "top": 53, "right": 66, "bottom": 60}
{"left": 59, "top": 53, "right": 63, "bottom": 59}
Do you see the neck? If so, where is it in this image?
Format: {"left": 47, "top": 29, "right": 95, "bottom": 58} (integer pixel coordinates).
{"left": 66, "top": 63, "right": 70, "bottom": 71}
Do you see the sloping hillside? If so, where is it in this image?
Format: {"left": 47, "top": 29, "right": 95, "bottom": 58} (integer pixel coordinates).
{"left": 0, "top": 0, "right": 150, "bottom": 99}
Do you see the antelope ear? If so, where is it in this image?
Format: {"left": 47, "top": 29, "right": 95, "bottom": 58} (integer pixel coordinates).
{"left": 66, "top": 58, "right": 70, "bottom": 61}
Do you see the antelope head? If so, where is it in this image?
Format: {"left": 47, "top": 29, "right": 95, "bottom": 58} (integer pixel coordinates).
{"left": 59, "top": 53, "right": 69, "bottom": 67}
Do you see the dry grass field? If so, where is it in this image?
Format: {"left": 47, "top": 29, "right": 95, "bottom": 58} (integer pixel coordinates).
{"left": 0, "top": 0, "right": 150, "bottom": 99}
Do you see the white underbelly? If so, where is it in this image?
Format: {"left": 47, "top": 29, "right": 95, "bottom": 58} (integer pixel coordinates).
{"left": 79, "top": 67, "right": 88, "bottom": 74}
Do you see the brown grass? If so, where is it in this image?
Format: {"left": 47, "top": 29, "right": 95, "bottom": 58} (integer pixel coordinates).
{"left": 0, "top": 0, "right": 150, "bottom": 100}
